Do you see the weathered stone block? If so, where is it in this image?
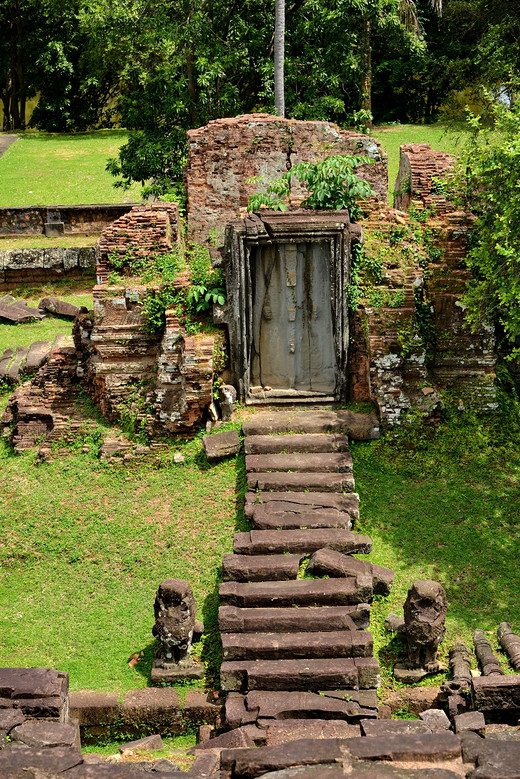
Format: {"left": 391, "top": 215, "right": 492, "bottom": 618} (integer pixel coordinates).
{"left": 203, "top": 430, "right": 241, "bottom": 461}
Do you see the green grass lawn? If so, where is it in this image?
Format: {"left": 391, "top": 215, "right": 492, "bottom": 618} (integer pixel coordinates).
{"left": 0, "top": 235, "right": 99, "bottom": 250}
{"left": 1, "top": 393, "right": 519, "bottom": 697}
{"left": 0, "top": 282, "right": 93, "bottom": 353}
{"left": 0, "top": 131, "right": 142, "bottom": 207}
{"left": 372, "top": 123, "right": 470, "bottom": 203}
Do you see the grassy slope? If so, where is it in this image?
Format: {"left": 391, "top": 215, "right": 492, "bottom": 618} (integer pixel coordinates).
{"left": 371, "top": 123, "right": 469, "bottom": 203}
{"left": 353, "top": 410, "right": 520, "bottom": 693}
{"left": 0, "top": 131, "right": 142, "bottom": 207}
{"left": 0, "top": 426, "right": 242, "bottom": 693}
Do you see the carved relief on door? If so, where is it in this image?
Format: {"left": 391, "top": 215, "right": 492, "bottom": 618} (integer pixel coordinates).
{"left": 250, "top": 241, "right": 337, "bottom": 396}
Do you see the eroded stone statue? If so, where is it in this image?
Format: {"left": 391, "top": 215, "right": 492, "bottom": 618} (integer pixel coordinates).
{"left": 151, "top": 579, "right": 204, "bottom": 683}
{"left": 386, "top": 579, "right": 448, "bottom": 683}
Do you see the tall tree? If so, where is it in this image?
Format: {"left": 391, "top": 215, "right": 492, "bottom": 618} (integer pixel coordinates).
{"left": 274, "top": 0, "right": 285, "bottom": 116}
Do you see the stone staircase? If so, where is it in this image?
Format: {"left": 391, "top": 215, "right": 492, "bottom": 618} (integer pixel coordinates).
{"left": 219, "top": 410, "right": 387, "bottom": 717}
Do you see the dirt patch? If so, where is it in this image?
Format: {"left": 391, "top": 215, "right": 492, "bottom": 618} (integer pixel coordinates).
{"left": 0, "top": 134, "right": 18, "bottom": 158}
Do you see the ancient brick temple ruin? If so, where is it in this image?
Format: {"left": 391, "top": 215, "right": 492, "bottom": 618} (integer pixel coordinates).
{"left": 2, "top": 116, "right": 498, "bottom": 451}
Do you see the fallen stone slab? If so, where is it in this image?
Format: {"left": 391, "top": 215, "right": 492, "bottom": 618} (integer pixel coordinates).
{"left": 39, "top": 296, "right": 88, "bottom": 319}
{"left": 233, "top": 529, "right": 372, "bottom": 556}
{"left": 191, "top": 726, "right": 254, "bottom": 753}
{"left": 0, "top": 746, "right": 82, "bottom": 775}
{"left": 225, "top": 690, "right": 377, "bottom": 729}
{"left": 1, "top": 345, "right": 27, "bottom": 381}
{"left": 347, "top": 732, "right": 461, "bottom": 762}
{"left": 220, "top": 657, "right": 380, "bottom": 692}
{"left": 11, "top": 719, "right": 79, "bottom": 749}
{"left": 419, "top": 709, "right": 451, "bottom": 732}
{"left": 246, "top": 452, "right": 353, "bottom": 474}
{"left": 189, "top": 750, "right": 220, "bottom": 777}
{"left": 219, "top": 604, "right": 371, "bottom": 634}
{"left": 454, "top": 710, "right": 485, "bottom": 735}
{"left": 360, "top": 719, "right": 431, "bottom": 737}
{"left": 244, "top": 433, "right": 350, "bottom": 455}
{"left": 251, "top": 507, "right": 353, "bottom": 530}
{"left": 220, "top": 737, "right": 350, "bottom": 778}
{"left": 0, "top": 300, "right": 45, "bottom": 323}
{"left": 472, "top": 674, "right": 520, "bottom": 712}
{"left": 221, "top": 630, "right": 373, "bottom": 661}
{"left": 119, "top": 733, "right": 164, "bottom": 753}
{"left": 203, "top": 430, "right": 241, "bottom": 461}
{"left": 463, "top": 737, "right": 520, "bottom": 778}
{"left": 247, "top": 471, "right": 355, "bottom": 493}
{"left": 219, "top": 576, "right": 373, "bottom": 608}
{"left": 221, "top": 553, "right": 302, "bottom": 582}
{"left": 66, "top": 764, "right": 187, "bottom": 777}
{"left": 266, "top": 719, "right": 360, "bottom": 746}
{"left": 244, "top": 492, "right": 360, "bottom": 518}
{"left": 260, "top": 766, "right": 461, "bottom": 779}
{"left": 0, "top": 667, "right": 69, "bottom": 719}
{"left": 25, "top": 340, "right": 52, "bottom": 373}
{"left": 307, "top": 549, "right": 395, "bottom": 596}
{"left": 242, "top": 410, "right": 380, "bottom": 440}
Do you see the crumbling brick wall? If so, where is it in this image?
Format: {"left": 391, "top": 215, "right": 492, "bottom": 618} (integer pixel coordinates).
{"left": 96, "top": 202, "right": 179, "bottom": 284}
{"left": 186, "top": 113, "right": 388, "bottom": 245}
{"left": 394, "top": 143, "right": 455, "bottom": 214}
{"left": 348, "top": 145, "right": 497, "bottom": 426}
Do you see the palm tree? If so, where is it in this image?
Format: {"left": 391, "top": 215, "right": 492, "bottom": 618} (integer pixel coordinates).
{"left": 274, "top": 0, "right": 285, "bottom": 116}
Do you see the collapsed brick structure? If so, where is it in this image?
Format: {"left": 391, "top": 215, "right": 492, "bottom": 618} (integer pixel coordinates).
{"left": 186, "top": 113, "right": 388, "bottom": 244}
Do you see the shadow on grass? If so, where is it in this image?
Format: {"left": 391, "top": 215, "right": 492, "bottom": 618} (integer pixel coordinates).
{"left": 201, "top": 449, "right": 248, "bottom": 689}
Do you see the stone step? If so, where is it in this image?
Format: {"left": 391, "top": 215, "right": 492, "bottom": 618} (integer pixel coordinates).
{"left": 251, "top": 507, "right": 352, "bottom": 530}
{"left": 307, "top": 549, "right": 395, "bottom": 596}
{"left": 221, "top": 630, "right": 374, "bottom": 661}
{"left": 233, "top": 529, "right": 372, "bottom": 556}
{"left": 242, "top": 410, "right": 380, "bottom": 440}
{"left": 244, "top": 491, "right": 359, "bottom": 520}
{"left": 224, "top": 690, "right": 378, "bottom": 728}
{"left": 245, "top": 452, "right": 353, "bottom": 474}
{"left": 219, "top": 604, "right": 371, "bottom": 633}
{"left": 221, "top": 554, "right": 303, "bottom": 582}
{"left": 220, "top": 657, "right": 380, "bottom": 692}
{"left": 244, "top": 433, "right": 350, "bottom": 455}
{"left": 246, "top": 472, "right": 355, "bottom": 492}
{"left": 219, "top": 577, "right": 373, "bottom": 608}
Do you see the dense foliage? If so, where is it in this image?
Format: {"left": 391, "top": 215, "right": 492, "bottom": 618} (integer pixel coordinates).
{"left": 247, "top": 154, "right": 374, "bottom": 218}
{"left": 458, "top": 100, "right": 520, "bottom": 359}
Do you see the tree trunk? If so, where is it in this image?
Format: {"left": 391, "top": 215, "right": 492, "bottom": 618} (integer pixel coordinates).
{"left": 360, "top": 16, "right": 372, "bottom": 128}
{"left": 274, "top": 0, "right": 285, "bottom": 117}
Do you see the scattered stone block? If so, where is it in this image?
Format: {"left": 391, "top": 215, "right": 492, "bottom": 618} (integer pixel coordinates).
{"left": 11, "top": 719, "right": 79, "bottom": 749}
{"left": 190, "top": 727, "right": 254, "bottom": 753}
{"left": 454, "top": 710, "right": 486, "bottom": 735}
{"left": 265, "top": 719, "right": 360, "bottom": 746}
{"left": 0, "top": 667, "right": 69, "bottom": 720}
{"left": 0, "top": 746, "right": 82, "bottom": 774}
{"left": 39, "top": 296, "right": 88, "bottom": 319}
{"left": 472, "top": 674, "right": 520, "bottom": 712}
{"left": 360, "top": 719, "right": 431, "bottom": 737}
{"left": 219, "top": 737, "right": 349, "bottom": 778}
{"left": 347, "top": 732, "right": 461, "bottom": 762}
{"left": 419, "top": 709, "right": 451, "bottom": 732}
{"left": 119, "top": 734, "right": 164, "bottom": 753}
{"left": 188, "top": 750, "right": 220, "bottom": 776}
{"left": 307, "top": 549, "right": 394, "bottom": 596}
{"left": 25, "top": 340, "right": 52, "bottom": 373}
{"left": 203, "top": 430, "right": 241, "bottom": 461}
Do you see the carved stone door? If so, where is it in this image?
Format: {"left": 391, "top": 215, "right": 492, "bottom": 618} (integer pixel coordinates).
{"left": 250, "top": 241, "right": 337, "bottom": 396}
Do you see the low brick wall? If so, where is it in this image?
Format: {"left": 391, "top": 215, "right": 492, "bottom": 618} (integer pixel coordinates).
{"left": 0, "top": 203, "right": 139, "bottom": 237}
{"left": 0, "top": 247, "right": 96, "bottom": 291}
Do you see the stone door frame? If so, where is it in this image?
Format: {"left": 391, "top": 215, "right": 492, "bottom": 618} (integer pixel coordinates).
{"left": 223, "top": 210, "right": 352, "bottom": 403}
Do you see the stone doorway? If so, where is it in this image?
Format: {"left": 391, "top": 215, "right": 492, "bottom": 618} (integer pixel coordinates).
{"left": 250, "top": 241, "right": 337, "bottom": 399}
{"left": 224, "top": 211, "right": 352, "bottom": 404}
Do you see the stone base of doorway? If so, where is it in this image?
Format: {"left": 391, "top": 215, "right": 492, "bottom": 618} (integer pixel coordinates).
{"left": 69, "top": 688, "right": 223, "bottom": 744}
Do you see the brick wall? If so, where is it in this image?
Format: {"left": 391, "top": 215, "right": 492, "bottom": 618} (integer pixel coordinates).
{"left": 186, "top": 113, "right": 388, "bottom": 245}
